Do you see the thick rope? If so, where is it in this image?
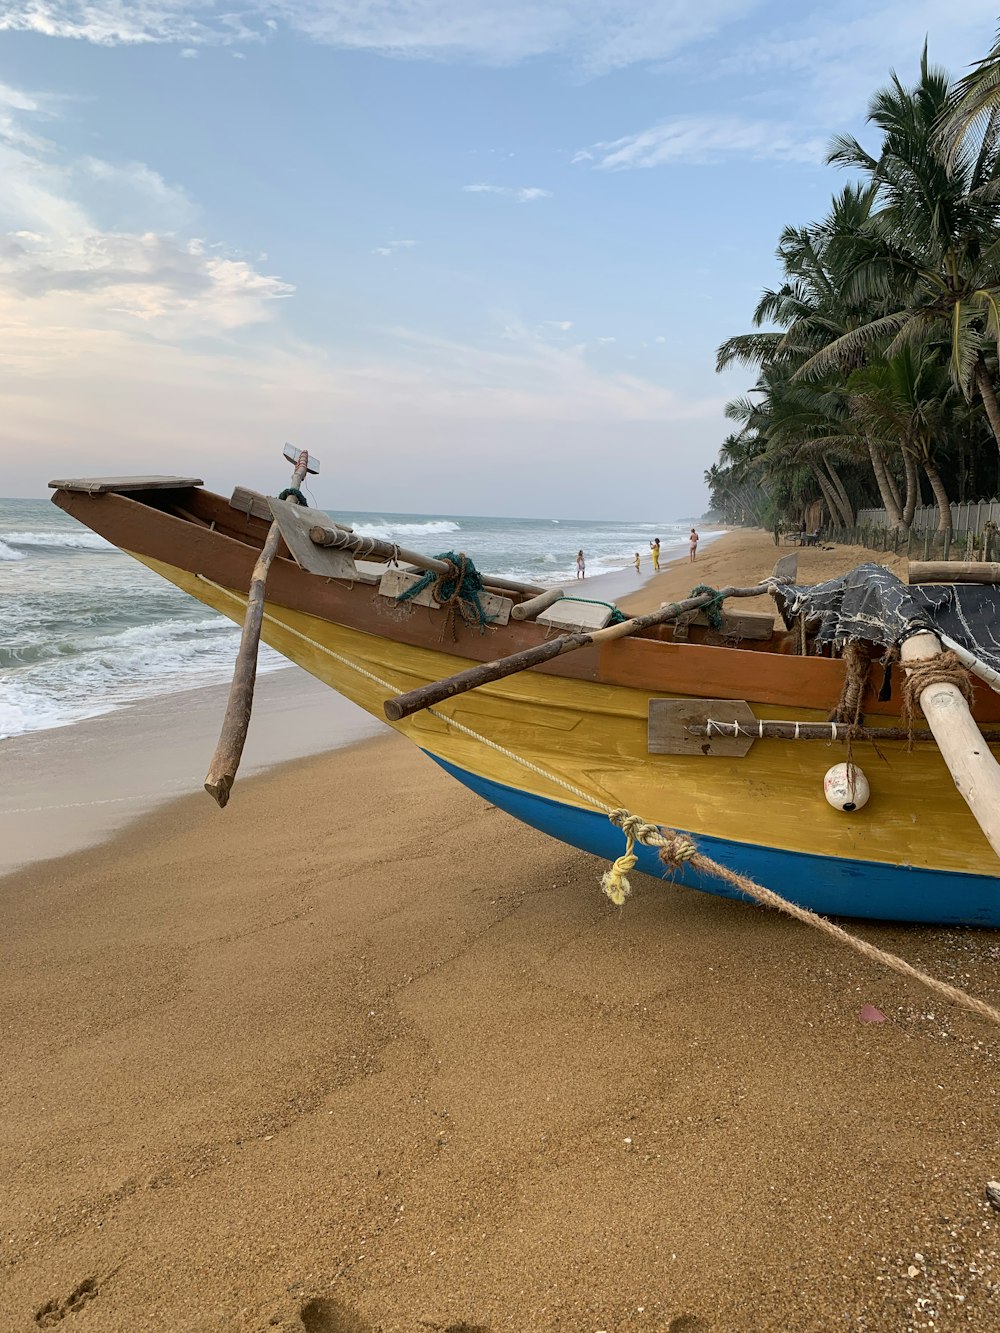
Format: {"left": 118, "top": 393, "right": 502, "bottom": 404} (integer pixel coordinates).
{"left": 688, "top": 584, "right": 725, "bottom": 629}
{"left": 901, "top": 650, "right": 974, "bottom": 741}
{"left": 607, "top": 810, "right": 1000, "bottom": 1030}
{"left": 198, "top": 575, "right": 1000, "bottom": 1031}
{"left": 277, "top": 486, "right": 307, "bottom": 505}
{"left": 396, "top": 550, "right": 493, "bottom": 635}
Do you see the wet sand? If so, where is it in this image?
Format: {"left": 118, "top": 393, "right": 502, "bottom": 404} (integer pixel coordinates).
{"left": 3, "top": 528, "right": 1000, "bottom": 1333}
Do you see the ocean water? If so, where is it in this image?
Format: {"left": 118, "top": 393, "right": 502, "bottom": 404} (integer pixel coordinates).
{"left": 0, "top": 496, "right": 696, "bottom": 741}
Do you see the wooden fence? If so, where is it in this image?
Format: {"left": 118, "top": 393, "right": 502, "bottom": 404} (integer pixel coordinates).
{"left": 828, "top": 503, "right": 1000, "bottom": 561}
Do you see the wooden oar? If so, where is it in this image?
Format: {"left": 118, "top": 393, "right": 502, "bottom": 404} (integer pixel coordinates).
{"left": 309, "top": 522, "right": 543, "bottom": 596}
{"left": 383, "top": 582, "right": 771, "bottom": 723}
{"left": 204, "top": 450, "right": 311, "bottom": 807}
{"left": 900, "top": 631, "right": 1000, "bottom": 860}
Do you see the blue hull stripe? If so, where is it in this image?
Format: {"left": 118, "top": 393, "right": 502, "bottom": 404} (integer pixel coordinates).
{"left": 428, "top": 755, "right": 1000, "bottom": 928}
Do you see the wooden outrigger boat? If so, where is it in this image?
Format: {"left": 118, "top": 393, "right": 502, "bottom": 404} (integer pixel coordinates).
{"left": 49, "top": 457, "right": 1000, "bottom": 930}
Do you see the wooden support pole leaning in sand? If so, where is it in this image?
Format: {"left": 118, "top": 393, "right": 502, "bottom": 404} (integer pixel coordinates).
{"left": 308, "top": 523, "right": 543, "bottom": 597}
{"left": 204, "top": 450, "right": 311, "bottom": 808}
{"left": 900, "top": 631, "right": 1000, "bottom": 861}
{"left": 908, "top": 560, "right": 1000, "bottom": 584}
{"left": 384, "top": 583, "right": 771, "bottom": 723}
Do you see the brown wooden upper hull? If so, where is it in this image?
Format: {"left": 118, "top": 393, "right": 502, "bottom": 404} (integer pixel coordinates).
{"left": 49, "top": 486, "right": 1000, "bottom": 724}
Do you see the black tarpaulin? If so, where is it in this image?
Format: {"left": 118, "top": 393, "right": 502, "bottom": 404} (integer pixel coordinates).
{"left": 773, "top": 563, "right": 1000, "bottom": 673}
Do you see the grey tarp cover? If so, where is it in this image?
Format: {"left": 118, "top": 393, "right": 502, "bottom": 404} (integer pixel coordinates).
{"left": 774, "top": 563, "right": 1000, "bottom": 674}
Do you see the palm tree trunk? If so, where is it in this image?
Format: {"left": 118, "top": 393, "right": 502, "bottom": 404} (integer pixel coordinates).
{"left": 823, "top": 456, "right": 856, "bottom": 527}
{"left": 922, "top": 456, "right": 953, "bottom": 532}
{"left": 812, "top": 464, "right": 850, "bottom": 528}
{"left": 975, "top": 356, "right": 1000, "bottom": 452}
{"left": 884, "top": 459, "right": 903, "bottom": 514}
{"left": 867, "top": 438, "right": 904, "bottom": 530}
{"left": 901, "top": 448, "right": 919, "bottom": 528}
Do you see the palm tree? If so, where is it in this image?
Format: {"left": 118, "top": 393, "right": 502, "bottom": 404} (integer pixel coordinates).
{"left": 846, "top": 344, "right": 956, "bottom": 531}
{"left": 799, "top": 50, "right": 1000, "bottom": 453}
{"left": 936, "top": 26, "right": 1000, "bottom": 167}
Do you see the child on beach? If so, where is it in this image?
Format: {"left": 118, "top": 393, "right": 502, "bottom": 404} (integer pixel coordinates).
{"left": 633, "top": 551, "right": 641, "bottom": 573}
{"left": 650, "top": 538, "right": 660, "bottom": 571}
{"left": 689, "top": 528, "right": 699, "bottom": 562}
{"left": 576, "top": 549, "right": 585, "bottom": 579}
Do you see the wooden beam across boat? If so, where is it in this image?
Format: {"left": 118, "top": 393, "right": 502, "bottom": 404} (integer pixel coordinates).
{"left": 908, "top": 560, "right": 1000, "bottom": 583}
{"left": 309, "top": 521, "right": 543, "bottom": 597}
{"left": 384, "top": 582, "right": 773, "bottom": 722}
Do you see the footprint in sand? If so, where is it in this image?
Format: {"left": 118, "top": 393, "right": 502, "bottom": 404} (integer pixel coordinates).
{"left": 296, "top": 1296, "right": 372, "bottom": 1333}
{"left": 292, "top": 1302, "right": 488, "bottom": 1333}
{"left": 668, "top": 1318, "right": 709, "bottom": 1333}
{"left": 34, "top": 1278, "right": 99, "bottom": 1327}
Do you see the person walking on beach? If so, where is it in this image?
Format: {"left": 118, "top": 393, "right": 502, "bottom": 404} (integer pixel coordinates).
{"left": 633, "top": 551, "right": 641, "bottom": 573}
{"left": 576, "top": 549, "right": 585, "bottom": 579}
{"left": 689, "top": 528, "right": 699, "bottom": 562}
{"left": 650, "top": 537, "right": 661, "bottom": 572}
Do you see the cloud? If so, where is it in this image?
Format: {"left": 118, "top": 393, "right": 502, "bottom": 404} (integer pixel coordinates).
{"left": 728, "top": 0, "right": 999, "bottom": 121}
{"left": 544, "top": 320, "right": 573, "bottom": 331}
{"left": 0, "top": 1, "right": 752, "bottom": 73}
{"left": 0, "top": 81, "right": 293, "bottom": 341}
{"left": 463, "top": 184, "right": 552, "bottom": 202}
{"left": 596, "top": 336, "right": 616, "bottom": 344}
{"left": 77, "top": 156, "right": 197, "bottom": 227}
{"left": 180, "top": 46, "right": 198, "bottom": 58}
{"left": 372, "top": 239, "right": 416, "bottom": 256}
{"left": 575, "top": 114, "right": 826, "bottom": 169}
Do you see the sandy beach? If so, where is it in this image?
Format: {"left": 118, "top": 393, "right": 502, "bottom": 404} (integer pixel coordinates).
{"left": 4, "top": 529, "right": 1000, "bottom": 1333}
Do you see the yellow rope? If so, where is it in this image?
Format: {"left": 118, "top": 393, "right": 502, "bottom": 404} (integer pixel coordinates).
{"left": 198, "top": 576, "right": 1000, "bottom": 1030}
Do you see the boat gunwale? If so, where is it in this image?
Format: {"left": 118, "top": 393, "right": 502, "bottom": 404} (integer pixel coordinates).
{"left": 49, "top": 485, "right": 1000, "bottom": 724}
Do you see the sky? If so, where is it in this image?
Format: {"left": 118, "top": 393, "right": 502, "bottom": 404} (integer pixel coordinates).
{"left": 0, "top": 2, "right": 998, "bottom": 518}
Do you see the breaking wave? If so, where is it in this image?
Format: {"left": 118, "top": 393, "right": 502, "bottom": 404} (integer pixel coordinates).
{"left": 4, "top": 530, "right": 114, "bottom": 552}
{"left": 349, "top": 518, "right": 461, "bottom": 541}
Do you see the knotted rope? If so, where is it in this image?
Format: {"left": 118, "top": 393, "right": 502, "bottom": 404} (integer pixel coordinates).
{"left": 604, "top": 810, "right": 1000, "bottom": 1029}
{"left": 277, "top": 486, "right": 307, "bottom": 505}
{"left": 396, "top": 550, "right": 493, "bottom": 637}
{"left": 688, "top": 584, "right": 725, "bottom": 630}
{"left": 901, "top": 650, "right": 974, "bottom": 743}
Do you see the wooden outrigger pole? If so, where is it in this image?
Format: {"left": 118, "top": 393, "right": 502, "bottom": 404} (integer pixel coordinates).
{"left": 384, "top": 582, "right": 773, "bottom": 722}
{"left": 204, "top": 447, "right": 315, "bottom": 807}
{"left": 900, "top": 632, "right": 1000, "bottom": 860}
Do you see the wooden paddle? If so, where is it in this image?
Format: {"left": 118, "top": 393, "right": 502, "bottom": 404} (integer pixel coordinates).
{"left": 204, "top": 449, "right": 313, "bottom": 807}
{"left": 383, "top": 582, "right": 772, "bottom": 723}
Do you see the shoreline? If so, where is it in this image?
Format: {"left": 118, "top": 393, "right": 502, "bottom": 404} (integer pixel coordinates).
{"left": 1, "top": 666, "right": 384, "bottom": 879}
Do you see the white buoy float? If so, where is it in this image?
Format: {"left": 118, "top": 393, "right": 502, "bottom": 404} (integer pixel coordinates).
{"left": 824, "top": 762, "right": 870, "bottom": 812}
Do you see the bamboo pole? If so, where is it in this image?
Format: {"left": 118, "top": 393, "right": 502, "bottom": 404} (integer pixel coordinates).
{"left": 204, "top": 451, "right": 310, "bottom": 807}
{"left": 383, "top": 583, "right": 771, "bottom": 723}
{"left": 907, "top": 560, "right": 1000, "bottom": 584}
{"left": 938, "top": 634, "right": 1000, "bottom": 696}
{"left": 900, "top": 632, "right": 1000, "bottom": 861}
{"left": 308, "top": 522, "right": 543, "bottom": 596}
